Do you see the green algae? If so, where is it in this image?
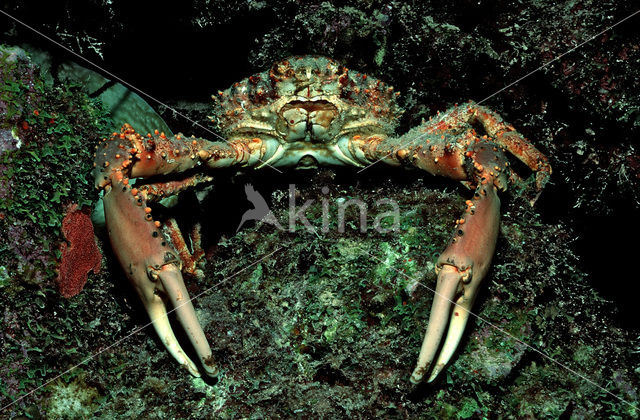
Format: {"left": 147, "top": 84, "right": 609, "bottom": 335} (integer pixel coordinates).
{"left": 0, "top": 44, "right": 110, "bottom": 291}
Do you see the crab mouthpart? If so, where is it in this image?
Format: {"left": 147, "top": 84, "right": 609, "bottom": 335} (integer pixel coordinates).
{"left": 296, "top": 154, "right": 319, "bottom": 168}
{"left": 279, "top": 100, "right": 338, "bottom": 142}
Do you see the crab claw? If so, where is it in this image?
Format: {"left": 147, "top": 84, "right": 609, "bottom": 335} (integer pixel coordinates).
{"left": 102, "top": 180, "right": 218, "bottom": 378}
{"left": 144, "top": 291, "right": 201, "bottom": 377}
{"left": 410, "top": 182, "right": 501, "bottom": 383}
{"left": 146, "top": 261, "right": 219, "bottom": 377}
{"left": 410, "top": 265, "right": 480, "bottom": 383}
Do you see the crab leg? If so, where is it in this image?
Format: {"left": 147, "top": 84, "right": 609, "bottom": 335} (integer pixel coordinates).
{"left": 162, "top": 218, "right": 206, "bottom": 278}
{"left": 140, "top": 176, "right": 211, "bottom": 278}
{"left": 432, "top": 101, "right": 552, "bottom": 191}
{"left": 350, "top": 114, "right": 541, "bottom": 382}
{"left": 94, "top": 124, "right": 265, "bottom": 377}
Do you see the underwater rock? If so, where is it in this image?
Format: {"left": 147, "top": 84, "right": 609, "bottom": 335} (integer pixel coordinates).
{"left": 0, "top": 1, "right": 639, "bottom": 418}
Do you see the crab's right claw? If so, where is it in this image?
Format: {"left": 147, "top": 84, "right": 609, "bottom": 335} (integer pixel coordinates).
{"left": 102, "top": 180, "right": 218, "bottom": 378}
{"left": 145, "top": 261, "right": 219, "bottom": 377}
{"left": 144, "top": 293, "right": 201, "bottom": 377}
{"left": 410, "top": 182, "right": 501, "bottom": 384}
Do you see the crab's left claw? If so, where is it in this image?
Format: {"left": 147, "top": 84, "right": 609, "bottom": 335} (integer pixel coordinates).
{"left": 410, "top": 181, "right": 501, "bottom": 383}
{"left": 411, "top": 265, "right": 481, "bottom": 383}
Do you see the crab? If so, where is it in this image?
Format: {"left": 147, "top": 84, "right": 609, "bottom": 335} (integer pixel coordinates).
{"left": 93, "top": 55, "right": 550, "bottom": 383}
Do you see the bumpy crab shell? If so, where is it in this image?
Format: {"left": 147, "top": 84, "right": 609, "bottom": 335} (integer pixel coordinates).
{"left": 210, "top": 56, "right": 403, "bottom": 141}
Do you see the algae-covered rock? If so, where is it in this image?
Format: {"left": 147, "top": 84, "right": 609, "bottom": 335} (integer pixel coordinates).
{"left": 45, "top": 375, "right": 100, "bottom": 419}
{"left": 0, "top": 44, "right": 108, "bottom": 289}
{"left": 24, "top": 45, "right": 172, "bottom": 136}
{"left": 1, "top": 1, "right": 639, "bottom": 418}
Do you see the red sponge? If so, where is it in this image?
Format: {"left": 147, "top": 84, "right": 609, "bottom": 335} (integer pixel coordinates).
{"left": 57, "top": 204, "right": 102, "bottom": 298}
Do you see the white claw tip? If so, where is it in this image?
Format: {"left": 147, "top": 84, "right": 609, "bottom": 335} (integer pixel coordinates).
{"left": 427, "top": 361, "right": 449, "bottom": 383}
{"left": 186, "top": 365, "right": 201, "bottom": 378}
{"left": 203, "top": 364, "right": 219, "bottom": 378}
{"left": 410, "top": 367, "right": 425, "bottom": 384}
